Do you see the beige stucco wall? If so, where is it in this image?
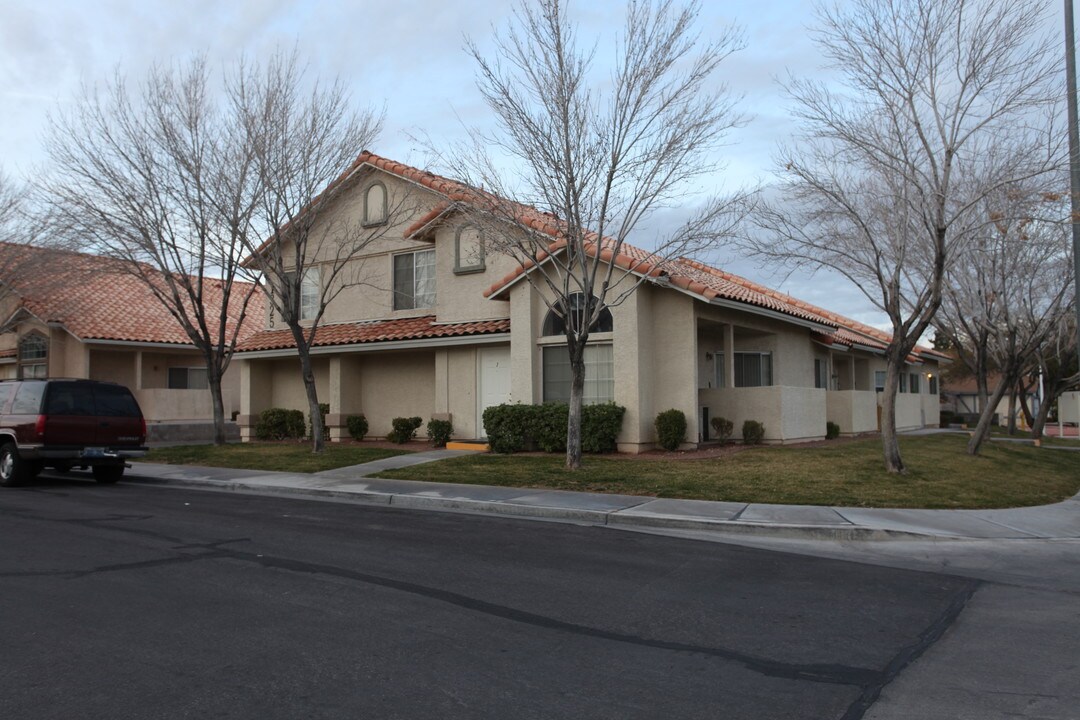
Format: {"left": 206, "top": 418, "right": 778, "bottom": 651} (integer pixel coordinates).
{"left": 261, "top": 170, "right": 517, "bottom": 330}
{"left": 698, "top": 386, "right": 827, "bottom": 442}
{"left": 1060, "top": 392, "right": 1080, "bottom": 424}
{"left": 826, "top": 390, "right": 878, "bottom": 434}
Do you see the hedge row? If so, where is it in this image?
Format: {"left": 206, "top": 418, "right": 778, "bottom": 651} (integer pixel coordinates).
{"left": 482, "top": 403, "right": 626, "bottom": 454}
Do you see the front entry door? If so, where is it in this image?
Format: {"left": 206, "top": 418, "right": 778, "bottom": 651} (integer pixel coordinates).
{"left": 478, "top": 347, "right": 511, "bottom": 438}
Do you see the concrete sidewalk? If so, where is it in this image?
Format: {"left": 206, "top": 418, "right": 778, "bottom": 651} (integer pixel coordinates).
{"left": 122, "top": 453, "right": 1080, "bottom": 542}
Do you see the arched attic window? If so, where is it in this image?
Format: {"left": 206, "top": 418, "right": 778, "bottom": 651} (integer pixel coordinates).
{"left": 363, "top": 182, "right": 387, "bottom": 226}
{"left": 542, "top": 293, "right": 613, "bottom": 336}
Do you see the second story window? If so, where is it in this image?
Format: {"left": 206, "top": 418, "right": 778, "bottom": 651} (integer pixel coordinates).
{"left": 300, "top": 269, "right": 320, "bottom": 321}
{"left": 394, "top": 249, "right": 436, "bottom": 310}
{"left": 18, "top": 333, "right": 48, "bottom": 379}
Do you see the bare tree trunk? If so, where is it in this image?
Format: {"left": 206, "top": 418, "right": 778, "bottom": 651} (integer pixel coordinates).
{"left": 565, "top": 340, "right": 585, "bottom": 471}
{"left": 1030, "top": 393, "right": 1053, "bottom": 440}
{"left": 976, "top": 373, "right": 990, "bottom": 416}
{"left": 880, "top": 357, "right": 905, "bottom": 473}
{"left": 206, "top": 371, "right": 227, "bottom": 446}
{"left": 1018, "top": 383, "right": 1035, "bottom": 428}
{"left": 1006, "top": 385, "right": 1018, "bottom": 435}
{"left": 297, "top": 351, "right": 325, "bottom": 453}
{"left": 968, "top": 375, "right": 1012, "bottom": 455}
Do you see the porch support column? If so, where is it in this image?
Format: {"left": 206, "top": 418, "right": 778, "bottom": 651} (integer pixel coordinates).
{"left": 723, "top": 323, "right": 736, "bottom": 388}
{"left": 510, "top": 283, "right": 537, "bottom": 404}
{"left": 327, "top": 355, "right": 362, "bottom": 442}
{"left": 238, "top": 359, "right": 271, "bottom": 442}
{"left": 134, "top": 351, "right": 144, "bottom": 390}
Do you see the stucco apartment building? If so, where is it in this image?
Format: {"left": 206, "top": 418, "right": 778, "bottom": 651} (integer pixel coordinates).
{"left": 0, "top": 244, "right": 263, "bottom": 438}
{"left": 233, "top": 153, "right": 946, "bottom": 450}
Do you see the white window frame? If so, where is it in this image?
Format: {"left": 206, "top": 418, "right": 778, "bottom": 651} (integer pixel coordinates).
{"left": 300, "top": 268, "right": 320, "bottom": 321}
{"left": 393, "top": 249, "right": 436, "bottom": 310}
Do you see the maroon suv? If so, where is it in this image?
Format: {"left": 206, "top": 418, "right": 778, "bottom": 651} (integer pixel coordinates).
{"left": 0, "top": 379, "right": 147, "bottom": 486}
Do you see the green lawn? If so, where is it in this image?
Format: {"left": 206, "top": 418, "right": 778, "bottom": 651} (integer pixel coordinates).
{"left": 139, "top": 443, "right": 411, "bottom": 473}
{"left": 371, "top": 435, "right": 1080, "bottom": 509}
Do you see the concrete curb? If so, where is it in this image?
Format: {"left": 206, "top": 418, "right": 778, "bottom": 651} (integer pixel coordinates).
{"left": 126, "top": 472, "right": 963, "bottom": 542}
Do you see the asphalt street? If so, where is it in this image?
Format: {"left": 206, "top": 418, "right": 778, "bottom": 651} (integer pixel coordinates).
{"left": 1, "top": 475, "right": 1076, "bottom": 719}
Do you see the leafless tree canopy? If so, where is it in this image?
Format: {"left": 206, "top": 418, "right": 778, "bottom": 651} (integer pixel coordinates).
{"left": 229, "top": 50, "right": 408, "bottom": 452}
{"left": 739, "top": 0, "right": 1063, "bottom": 472}
{"left": 441, "top": 0, "right": 747, "bottom": 468}
{"left": 938, "top": 190, "right": 1075, "bottom": 452}
{"left": 42, "top": 57, "right": 266, "bottom": 443}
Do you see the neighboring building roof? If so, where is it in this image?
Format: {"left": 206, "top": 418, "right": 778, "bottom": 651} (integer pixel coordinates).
{"left": 0, "top": 243, "right": 265, "bottom": 347}
{"left": 235, "top": 316, "right": 511, "bottom": 353}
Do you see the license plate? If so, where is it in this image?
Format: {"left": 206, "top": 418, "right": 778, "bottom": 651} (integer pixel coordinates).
{"left": 81, "top": 447, "right": 106, "bottom": 458}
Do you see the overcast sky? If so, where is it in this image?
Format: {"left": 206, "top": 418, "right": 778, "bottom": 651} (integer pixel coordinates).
{"left": 0, "top": 0, "right": 1067, "bottom": 331}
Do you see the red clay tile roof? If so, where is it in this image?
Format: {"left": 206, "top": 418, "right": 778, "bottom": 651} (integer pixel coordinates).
{"left": 0, "top": 349, "right": 15, "bottom": 360}
{"left": 253, "top": 151, "right": 948, "bottom": 364}
{"left": 0, "top": 243, "right": 265, "bottom": 346}
{"left": 235, "top": 316, "right": 511, "bottom": 353}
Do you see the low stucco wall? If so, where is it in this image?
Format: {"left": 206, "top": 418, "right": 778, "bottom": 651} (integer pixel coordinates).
{"left": 826, "top": 390, "right": 878, "bottom": 434}
{"left": 891, "top": 393, "right": 925, "bottom": 430}
{"left": 699, "top": 386, "right": 827, "bottom": 443}
{"left": 1059, "top": 392, "right": 1080, "bottom": 424}
{"left": 134, "top": 388, "right": 215, "bottom": 422}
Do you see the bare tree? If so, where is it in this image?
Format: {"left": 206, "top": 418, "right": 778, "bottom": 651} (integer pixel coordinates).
{"left": 1030, "top": 313, "right": 1078, "bottom": 439}
{"left": 440, "top": 0, "right": 747, "bottom": 469}
{"left": 230, "top": 51, "right": 404, "bottom": 452}
{"left": 738, "top": 0, "right": 1063, "bottom": 472}
{"left": 42, "top": 58, "right": 263, "bottom": 445}
{"left": 938, "top": 192, "right": 1074, "bottom": 455}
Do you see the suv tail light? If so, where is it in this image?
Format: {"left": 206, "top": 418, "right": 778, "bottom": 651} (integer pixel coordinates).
{"left": 34, "top": 414, "right": 47, "bottom": 439}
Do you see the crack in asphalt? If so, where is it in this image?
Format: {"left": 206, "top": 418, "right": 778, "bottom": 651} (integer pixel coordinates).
{"left": 211, "top": 546, "right": 885, "bottom": 687}
{"left": 1, "top": 496, "right": 981, "bottom": 698}
{"left": 839, "top": 580, "right": 982, "bottom": 720}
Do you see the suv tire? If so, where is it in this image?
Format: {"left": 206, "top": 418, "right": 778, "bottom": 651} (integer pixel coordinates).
{"left": 92, "top": 465, "right": 125, "bottom": 484}
{"left": 0, "top": 442, "right": 27, "bottom": 487}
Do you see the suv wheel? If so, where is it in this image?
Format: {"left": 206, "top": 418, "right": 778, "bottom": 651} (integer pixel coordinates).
{"left": 92, "top": 465, "right": 125, "bottom": 484}
{"left": 0, "top": 442, "right": 26, "bottom": 487}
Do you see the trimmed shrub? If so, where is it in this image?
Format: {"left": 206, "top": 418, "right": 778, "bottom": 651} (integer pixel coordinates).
{"left": 483, "top": 404, "right": 532, "bottom": 454}
{"left": 581, "top": 403, "right": 626, "bottom": 453}
{"left": 255, "top": 408, "right": 305, "bottom": 441}
{"left": 387, "top": 416, "right": 423, "bottom": 444}
{"left": 710, "top": 416, "right": 734, "bottom": 442}
{"left": 481, "top": 402, "right": 626, "bottom": 454}
{"left": 742, "top": 420, "right": 766, "bottom": 445}
{"left": 655, "top": 409, "right": 687, "bottom": 451}
{"left": 825, "top": 421, "right": 841, "bottom": 440}
{"left": 427, "top": 418, "right": 454, "bottom": 447}
{"left": 308, "top": 403, "right": 330, "bottom": 439}
{"left": 346, "top": 414, "right": 368, "bottom": 441}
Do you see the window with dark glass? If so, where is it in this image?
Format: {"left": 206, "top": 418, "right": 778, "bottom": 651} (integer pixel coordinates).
{"left": 168, "top": 367, "right": 209, "bottom": 390}
{"left": 542, "top": 294, "right": 613, "bottom": 336}
{"left": 814, "top": 358, "right": 828, "bottom": 389}
{"left": 909, "top": 373, "right": 920, "bottom": 394}
{"left": 734, "top": 352, "right": 772, "bottom": 387}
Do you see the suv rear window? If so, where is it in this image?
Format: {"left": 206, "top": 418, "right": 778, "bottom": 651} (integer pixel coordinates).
{"left": 11, "top": 382, "right": 47, "bottom": 415}
{"left": 45, "top": 385, "right": 97, "bottom": 416}
{"left": 93, "top": 385, "right": 141, "bottom": 417}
